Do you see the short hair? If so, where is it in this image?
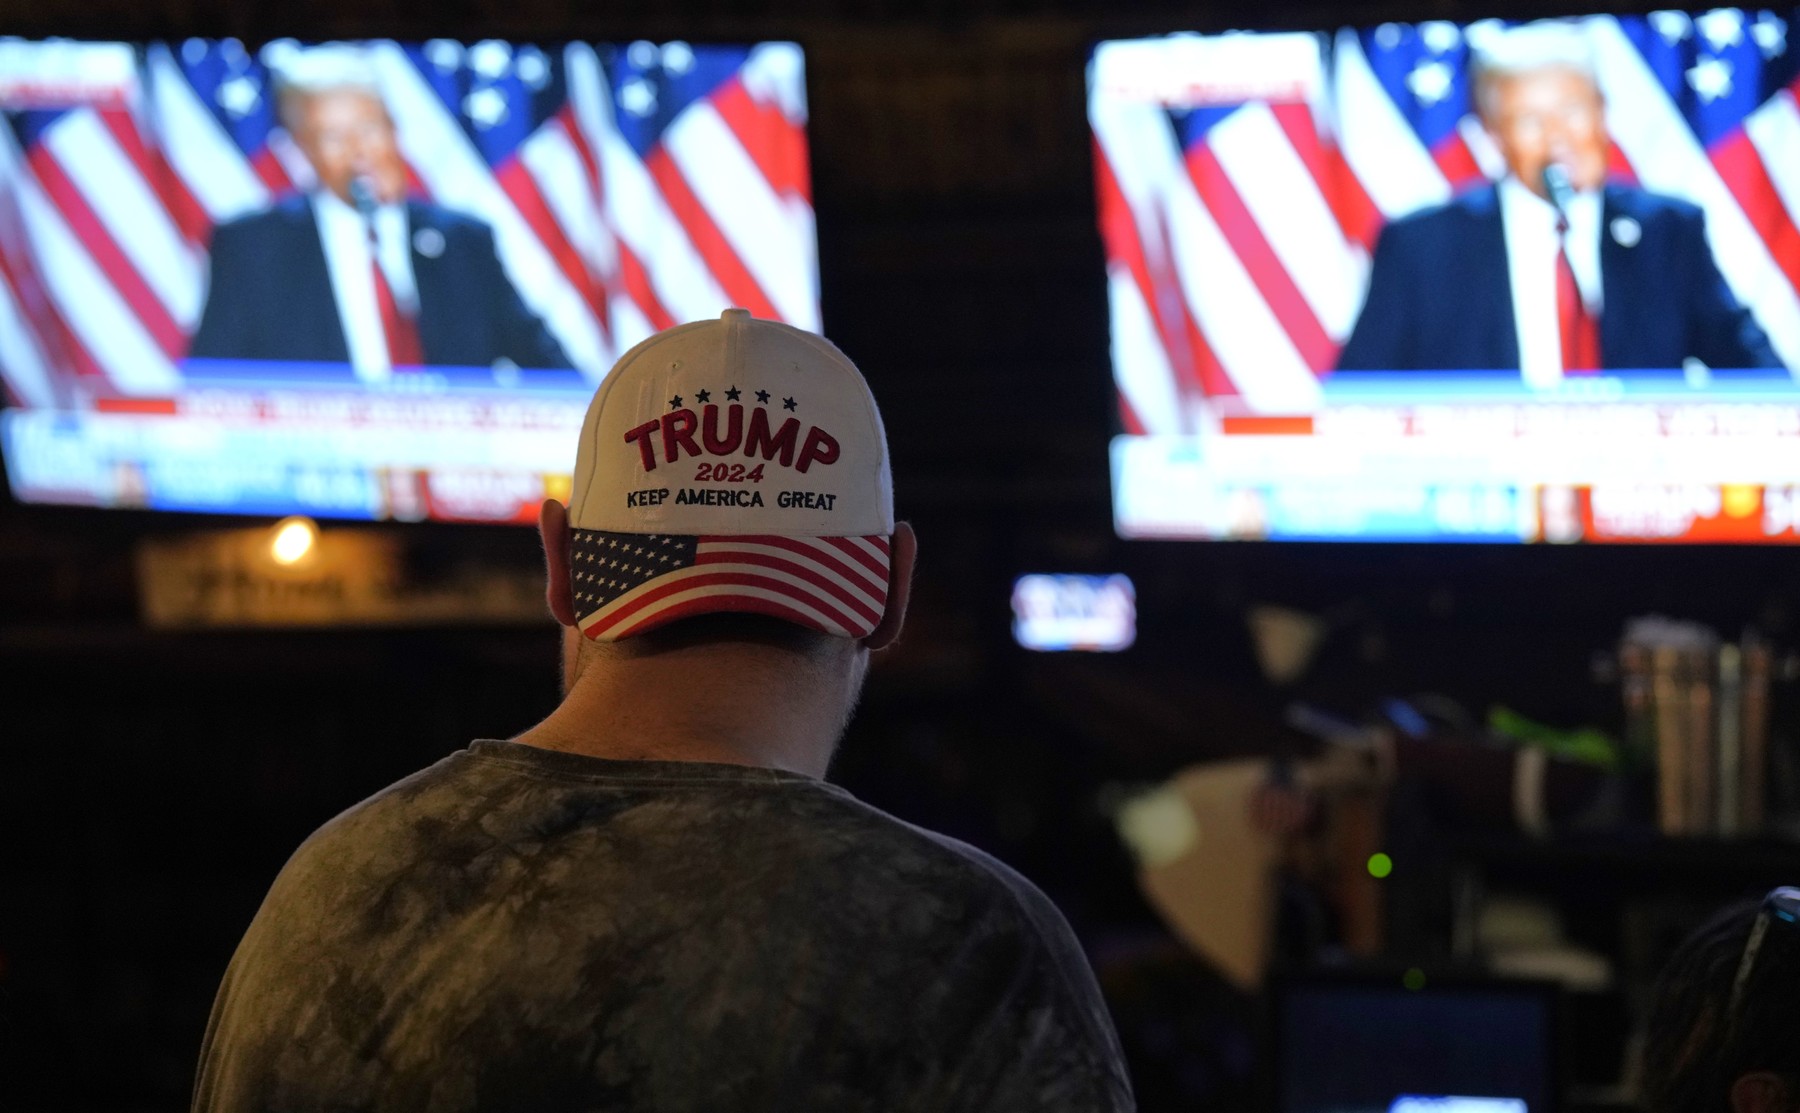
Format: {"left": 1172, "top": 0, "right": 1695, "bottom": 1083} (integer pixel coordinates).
{"left": 583, "top": 612, "right": 846, "bottom": 663}
{"left": 1641, "top": 898, "right": 1800, "bottom": 1113}
{"left": 270, "top": 45, "right": 386, "bottom": 133}
{"left": 1467, "top": 21, "right": 1602, "bottom": 120}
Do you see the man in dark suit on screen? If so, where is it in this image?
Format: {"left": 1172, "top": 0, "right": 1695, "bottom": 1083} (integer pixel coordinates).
{"left": 189, "top": 54, "right": 572, "bottom": 378}
{"left": 1334, "top": 23, "right": 1782, "bottom": 383}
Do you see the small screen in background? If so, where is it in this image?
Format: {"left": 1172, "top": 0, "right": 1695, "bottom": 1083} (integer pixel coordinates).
{"left": 1011, "top": 574, "right": 1136, "bottom": 652}
{"left": 1390, "top": 1100, "right": 1528, "bottom": 1113}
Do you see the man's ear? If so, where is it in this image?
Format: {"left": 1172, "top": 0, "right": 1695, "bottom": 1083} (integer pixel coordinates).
{"left": 863, "top": 520, "right": 915, "bottom": 652}
{"left": 539, "top": 499, "right": 577, "bottom": 628}
{"left": 1730, "top": 1072, "right": 1792, "bottom": 1113}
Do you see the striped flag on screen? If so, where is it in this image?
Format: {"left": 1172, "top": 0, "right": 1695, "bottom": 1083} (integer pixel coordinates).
{"left": 0, "top": 37, "right": 815, "bottom": 409}
{"left": 571, "top": 529, "right": 892, "bottom": 640}
{"left": 1093, "top": 10, "right": 1800, "bottom": 431}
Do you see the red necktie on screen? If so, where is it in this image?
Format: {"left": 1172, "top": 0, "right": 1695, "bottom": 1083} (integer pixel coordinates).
{"left": 368, "top": 227, "right": 424, "bottom": 368}
{"left": 1554, "top": 216, "right": 1602, "bottom": 374}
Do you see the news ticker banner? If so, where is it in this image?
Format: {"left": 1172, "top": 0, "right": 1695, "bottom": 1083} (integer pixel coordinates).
{"left": 1113, "top": 369, "right": 1800, "bottom": 542}
{"left": 1, "top": 359, "right": 593, "bottom": 523}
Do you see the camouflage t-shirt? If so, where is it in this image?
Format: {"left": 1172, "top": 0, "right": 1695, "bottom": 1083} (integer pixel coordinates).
{"left": 194, "top": 739, "right": 1134, "bottom": 1112}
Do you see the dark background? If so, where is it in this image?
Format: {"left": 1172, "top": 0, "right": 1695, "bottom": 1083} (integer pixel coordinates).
{"left": 2, "top": 0, "right": 1799, "bottom": 1109}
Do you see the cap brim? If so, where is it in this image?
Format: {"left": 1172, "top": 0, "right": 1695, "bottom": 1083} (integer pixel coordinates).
{"left": 571, "top": 528, "right": 892, "bottom": 641}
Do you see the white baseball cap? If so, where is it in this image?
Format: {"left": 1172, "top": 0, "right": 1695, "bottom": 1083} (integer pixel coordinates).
{"left": 567, "top": 308, "right": 894, "bottom": 641}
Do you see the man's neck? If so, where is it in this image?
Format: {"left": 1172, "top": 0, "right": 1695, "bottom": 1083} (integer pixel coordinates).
{"left": 511, "top": 641, "right": 859, "bottom": 778}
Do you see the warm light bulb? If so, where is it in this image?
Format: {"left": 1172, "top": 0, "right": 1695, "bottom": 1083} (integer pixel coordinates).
{"left": 270, "top": 517, "right": 318, "bottom": 565}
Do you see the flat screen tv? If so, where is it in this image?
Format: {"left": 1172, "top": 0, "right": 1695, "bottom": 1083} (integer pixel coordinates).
{"left": 1092, "top": 9, "right": 1800, "bottom": 542}
{"left": 1011, "top": 573, "right": 1137, "bottom": 652}
{"left": 0, "top": 36, "right": 815, "bottom": 521}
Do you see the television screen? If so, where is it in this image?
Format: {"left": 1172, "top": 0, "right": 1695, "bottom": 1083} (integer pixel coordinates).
{"left": 1092, "top": 10, "right": 1800, "bottom": 542}
{"left": 1274, "top": 976, "right": 1557, "bottom": 1113}
{"left": 0, "top": 36, "right": 815, "bottom": 521}
{"left": 1011, "top": 573, "right": 1137, "bottom": 651}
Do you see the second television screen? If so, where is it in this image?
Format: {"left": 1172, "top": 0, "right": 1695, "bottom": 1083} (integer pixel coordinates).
{"left": 1094, "top": 10, "right": 1800, "bottom": 543}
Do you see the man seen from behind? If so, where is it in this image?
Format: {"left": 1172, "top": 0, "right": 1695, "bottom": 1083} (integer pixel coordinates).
{"left": 192, "top": 308, "right": 1135, "bottom": 1112}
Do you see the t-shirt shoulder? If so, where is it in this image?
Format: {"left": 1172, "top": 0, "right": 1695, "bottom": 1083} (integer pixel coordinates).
{"left": 277, "top": 749, "right": 467, "bottom": 859}
{"left": 277, "top": 742, "right": 1053, "bottom": 923}
{"left": 813, "top": 789, "right": 1073, "bottom": 930}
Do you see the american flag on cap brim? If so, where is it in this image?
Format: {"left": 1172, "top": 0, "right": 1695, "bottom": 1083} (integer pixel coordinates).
{"left": 572, "top": 529, "right": 891, "bottom": 640}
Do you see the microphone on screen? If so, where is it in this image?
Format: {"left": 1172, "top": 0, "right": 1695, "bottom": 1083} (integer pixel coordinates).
{"left": 348, "top": 175, "right": 379, "bottom": 219}
{"left": 1541, "top": 163, "right": 1576, "bottom": 225}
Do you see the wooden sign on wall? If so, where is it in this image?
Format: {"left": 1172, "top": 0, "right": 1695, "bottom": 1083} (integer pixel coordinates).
{"left": 136, "top": 525, "right": 549, "bottom": 629}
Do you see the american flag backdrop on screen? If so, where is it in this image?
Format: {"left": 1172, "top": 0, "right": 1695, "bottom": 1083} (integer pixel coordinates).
{"left": 0, "top": 38, "right": 815, "bottom": 409}
{"left": 1092, "top": 10, "right": 1800, "bottom": 432}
